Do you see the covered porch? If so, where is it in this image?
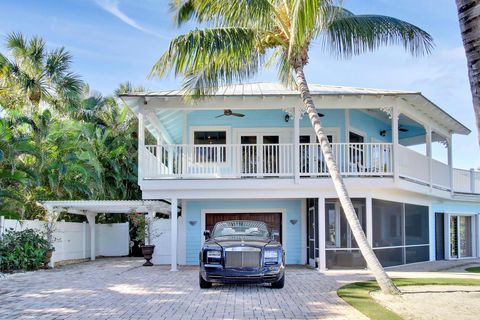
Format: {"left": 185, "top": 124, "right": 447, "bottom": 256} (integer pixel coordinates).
{"left": 41, "top": 200, "right": 181, "bottom": 270}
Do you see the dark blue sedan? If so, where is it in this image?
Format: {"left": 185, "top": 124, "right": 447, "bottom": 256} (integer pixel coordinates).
{"left": 199, "top": 220, "right": 285, "bottom": 289}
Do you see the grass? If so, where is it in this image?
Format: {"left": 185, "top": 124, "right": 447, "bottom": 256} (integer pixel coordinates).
{"left": 337, "top": 278, "right": 480, "bottom": 320}
{"left": 465, "top": 266, "right": 480, "bottom": 273}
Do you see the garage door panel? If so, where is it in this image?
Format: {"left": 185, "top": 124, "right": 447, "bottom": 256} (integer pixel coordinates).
{"left": 206, "top": 213, "right": 282, "bottom": 243}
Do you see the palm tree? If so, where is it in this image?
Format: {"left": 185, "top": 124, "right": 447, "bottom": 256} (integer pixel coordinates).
{"left": 455, "top": 0, "right": 480, "bottom": 145}
{"left": 0, "top": 32, "right": 83, "bottom": 114}
{"left": 150, "top": 0, "right": 433, "bottom": 294}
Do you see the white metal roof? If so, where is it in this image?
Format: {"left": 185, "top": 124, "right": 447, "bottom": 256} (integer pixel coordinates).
{"left": 41, "top": 200, "right": 175, "bottom": 215}
{"left": 122, "top": 82, "right": 416, "bottom": 97}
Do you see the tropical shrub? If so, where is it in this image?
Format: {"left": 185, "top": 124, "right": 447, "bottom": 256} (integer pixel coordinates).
{"left": 0, "top": 228, "right": 50, "bottom": 272}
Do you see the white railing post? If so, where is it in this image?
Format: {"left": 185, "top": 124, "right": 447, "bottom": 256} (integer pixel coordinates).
{"left": 294, "top": 107, "right": 300, "bottom": 182}
{"left": 392, "top": 106, "right": 399, "bottom": 182}
{"left": 448, "top": 137, "right": 453, "bottom": 194}
{"left": 425, "top": 126, "right": 432, "bottom": 190}
{"left": 470, "top": 168, "right": 476, "bottom": 193}
{"left": 366, "top": 196, "right": 373, "bottom": 246}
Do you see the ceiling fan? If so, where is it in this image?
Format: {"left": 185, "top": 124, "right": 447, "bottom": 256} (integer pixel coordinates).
{"left": 215, "top": 109, "right": 245, "bottom": 118}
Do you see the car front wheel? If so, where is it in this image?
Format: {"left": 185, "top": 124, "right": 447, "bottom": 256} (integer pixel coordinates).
{"left": 199, "top": 273, "right": 212, "bottom": 289}
{"left": 271, "top": 273, "right": 284, "bottom": 289}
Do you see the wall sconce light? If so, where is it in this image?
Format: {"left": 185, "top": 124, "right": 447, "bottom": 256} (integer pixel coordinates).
{"left": 284, "top": 114, "right": 290, "bottom": 123}
{"left": 189, "top": 221, "right": 197, "bottom": 226}
{"left": 380, "top": 130, "right": 387, "bottom": 137}
{"left": 289, "top": 219, "right": 298, "bottom": 225}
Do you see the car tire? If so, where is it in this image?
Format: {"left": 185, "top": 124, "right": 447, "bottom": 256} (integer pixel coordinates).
{"left": 271, "top": 273, "right": 284, "bottom": 289}
{"left": 199, "top": 273, "right": 212, "bottom": 289}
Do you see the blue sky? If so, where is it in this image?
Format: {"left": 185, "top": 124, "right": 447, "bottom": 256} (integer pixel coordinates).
{"left": 1, "top": 0, "right": 478, "bottom": 169}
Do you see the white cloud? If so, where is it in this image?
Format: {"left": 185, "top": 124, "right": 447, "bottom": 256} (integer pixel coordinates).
{"left": 92, "top": 0, "right": 168, "bottom": 39}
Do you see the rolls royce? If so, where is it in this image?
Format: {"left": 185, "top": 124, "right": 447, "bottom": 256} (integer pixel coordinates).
{"left": 199, "top": 220, "right": 285, "bottom": 289}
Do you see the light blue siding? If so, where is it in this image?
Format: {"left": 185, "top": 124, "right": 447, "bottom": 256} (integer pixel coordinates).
{"left": 432, "top": 202, "right": 480, "bottom": 214}
{"left": 185, "top": 199, "right": 303, "bottom": 265}
{"left": 349, "top": 110, "right": 391, "bottom": 142}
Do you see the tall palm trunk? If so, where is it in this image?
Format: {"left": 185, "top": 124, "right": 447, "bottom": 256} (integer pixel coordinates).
{"left": 456, "top": 0, "right": 480, "bottom": 145}
{"left": 294, "top": 65, "right": 401, "bottom": 295}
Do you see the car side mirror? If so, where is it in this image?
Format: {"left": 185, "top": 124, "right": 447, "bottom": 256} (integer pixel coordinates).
{"left": 203, "top": 230, "right": 211, "bottom": 239}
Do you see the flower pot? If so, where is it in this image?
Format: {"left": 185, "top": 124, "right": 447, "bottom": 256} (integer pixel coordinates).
{"left": 141, "top": 245, "right": 155, "bottom": 266}
{"left": 43, "top": 249, "right": 54, "bottom": 269}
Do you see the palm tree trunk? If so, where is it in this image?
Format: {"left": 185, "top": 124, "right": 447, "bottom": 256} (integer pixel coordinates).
{"left": 294, "top": 65, "right": 401, "bottom": 295}
{"left": 456, "top": 0, "right": 480, "bottom": 145}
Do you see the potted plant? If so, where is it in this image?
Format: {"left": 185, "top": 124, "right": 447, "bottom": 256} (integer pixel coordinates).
{"left": 42, "top": 212, "right": 59, "bottom": 268}
{"left": 129, "top": 213, "right": 162, "bottom": 266}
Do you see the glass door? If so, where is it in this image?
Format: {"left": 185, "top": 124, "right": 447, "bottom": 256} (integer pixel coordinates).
{"left": 450, "top": 215, "right": 474, "bottom": 259}
{"left": 239, "top": 134, "right": 280, "bottom": 176}
{"left": 240, "top": 136, "right": 257, "bottom": 176}
{"left": 263, "top": 135, "right": 279, "bottom": 175}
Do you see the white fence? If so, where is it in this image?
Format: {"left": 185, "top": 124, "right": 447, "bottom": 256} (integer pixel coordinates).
{"left": 0, "top": 217, "right": 129, "bottom": 265}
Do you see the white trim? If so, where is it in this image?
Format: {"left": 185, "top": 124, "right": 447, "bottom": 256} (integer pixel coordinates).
{"left": 318, "top": 197, "right": 326, "bottom": 271}
{"left": 300, "top": 199, "right": 307, "bottom": 264}
{"left": 200, "top": 208, "right": 288, "bottom": 258}
{"left": 170, "top": 198, "right": 178, "bottom": 271}
{"left": 233, "top": 127, "right": 290, "bottom": 144}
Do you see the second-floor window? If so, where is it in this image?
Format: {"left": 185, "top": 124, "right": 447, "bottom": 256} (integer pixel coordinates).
{"left": 194, "top": 131, "right": 227, "bottom": 163}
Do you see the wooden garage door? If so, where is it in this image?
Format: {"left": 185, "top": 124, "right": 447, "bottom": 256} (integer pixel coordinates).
{"left": 206, "top": 213, "right": 282, "bottom": 243}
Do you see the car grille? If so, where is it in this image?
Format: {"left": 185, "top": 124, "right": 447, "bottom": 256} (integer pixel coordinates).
{"left": 224, "top": 247, "right": 261, "bottom": 268}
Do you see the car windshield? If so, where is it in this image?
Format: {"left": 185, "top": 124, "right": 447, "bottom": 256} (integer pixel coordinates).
{"left": 212, "top": 220, "right": 270, "bottom": 238}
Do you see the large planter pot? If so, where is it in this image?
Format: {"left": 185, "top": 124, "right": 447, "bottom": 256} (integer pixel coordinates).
{"left": 141, "top": 245, "right": 155, "bottom": 266}
{"left": 43, "top": 249, "right": 54, "bottom": 269}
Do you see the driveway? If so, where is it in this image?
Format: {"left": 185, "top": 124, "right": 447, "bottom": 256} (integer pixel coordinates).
{"left": 0, "top": 258, "right": 368, "bottom": 320}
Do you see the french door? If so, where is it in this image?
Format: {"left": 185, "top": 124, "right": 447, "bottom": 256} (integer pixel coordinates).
{"left": 449, "top": 215, "right": 474, "bottom": 259}
{"left": 240, "top": 134, "right": 280, "bottom": 176}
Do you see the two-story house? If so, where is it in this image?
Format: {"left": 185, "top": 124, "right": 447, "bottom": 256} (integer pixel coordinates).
{"left": 44, "top": 82, "right": 480, "bottom": 271}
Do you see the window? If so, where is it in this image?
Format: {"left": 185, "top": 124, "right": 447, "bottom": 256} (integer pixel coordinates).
{"left": 193, "top": 131, "right": 227, "bottom": 163}
{"left": 372, "top": 199, "right": 430, "bottom": 267}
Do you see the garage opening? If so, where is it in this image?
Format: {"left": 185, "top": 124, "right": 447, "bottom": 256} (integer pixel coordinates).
{"left": 205, "top": 213, "right": 282, "bottom": 243}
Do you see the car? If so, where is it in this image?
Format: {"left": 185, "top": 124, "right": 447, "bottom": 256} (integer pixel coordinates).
{"left": 199, "top": 220, "right": 285, "bottom": 289}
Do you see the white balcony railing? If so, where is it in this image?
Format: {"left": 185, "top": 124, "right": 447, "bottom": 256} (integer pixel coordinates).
{"left": 143, "top": 142, "right": 480, "bottom": 194}
{"left": 144, "top": 143, "right": 393, "bottom": 179}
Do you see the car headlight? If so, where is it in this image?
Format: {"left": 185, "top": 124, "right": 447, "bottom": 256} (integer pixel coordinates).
{"left": 207, "top": 250, "right": 222, "bottom": 259}
{"left": 264, "top": 250, "right": 278, "bottom": 259}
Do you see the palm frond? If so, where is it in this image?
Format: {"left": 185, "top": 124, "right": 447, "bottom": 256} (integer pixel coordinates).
{"left": 171, "top": 0, "right": 274, "bottom": 28}
{"left": 150, "top": 27, "right": 262, "bottom": 97}
{"left": 324, "top": 14, "right": 434, "bottom": 58}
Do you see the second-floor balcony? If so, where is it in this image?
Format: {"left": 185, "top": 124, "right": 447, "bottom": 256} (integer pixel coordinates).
{"left": 143, "top": 142, "right": 480, "bottom": 195}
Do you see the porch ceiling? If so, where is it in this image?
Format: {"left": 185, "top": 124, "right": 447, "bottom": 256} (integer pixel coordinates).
{"left": 120, "top": 82, "right": 470, "bottom": 137}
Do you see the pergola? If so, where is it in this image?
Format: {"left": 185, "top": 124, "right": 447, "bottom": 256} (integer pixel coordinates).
{"left": 41, "top": 200, "right": 180, "bottom": 270}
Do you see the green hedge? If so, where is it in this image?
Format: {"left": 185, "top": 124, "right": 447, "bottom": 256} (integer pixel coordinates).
{"left": 0, "top": 228, "right": 50, "bottom": 272}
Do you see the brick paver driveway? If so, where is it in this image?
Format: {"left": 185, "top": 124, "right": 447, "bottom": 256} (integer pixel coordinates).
{"left": 0, "top": 258, "right": 368, "bottom": 320}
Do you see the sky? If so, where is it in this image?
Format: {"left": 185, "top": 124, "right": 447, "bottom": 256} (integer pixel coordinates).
{"left": 0, "top": 0, "right": 478, "bottom": 169}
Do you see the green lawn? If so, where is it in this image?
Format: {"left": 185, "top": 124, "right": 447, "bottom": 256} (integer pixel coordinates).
{"left": 338, "top": 278, "right": 480, "bottom": 320}
{"left": 465, "top": 266, "right": 480, "bottom": 273}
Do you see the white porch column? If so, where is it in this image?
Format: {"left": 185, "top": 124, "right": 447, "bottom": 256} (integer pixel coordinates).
{"left": 448, "top": 137, "right": 454, "bottom": 193}
{"left": 86, "top": 213, "right": 97, "bottom": 261}
{"left": 318, "top": 197, "right": 326, "bottom": 271}
{"left": 425, "top": 126, "right": 432, "bottom": 189}
{"left": 170, "top": 198, "right": 178, "bottom": 271}
{"left": 138, "top": 108, "right": 145, "bottom": 181}
{"left": 391, "top": 106, "right": 399, "bottom": 182}
{"left": 366, "top": 196, "right": 373, "bottom": 246}
{"left": 294, "top": 107, "right": 300, "bottom": 183}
